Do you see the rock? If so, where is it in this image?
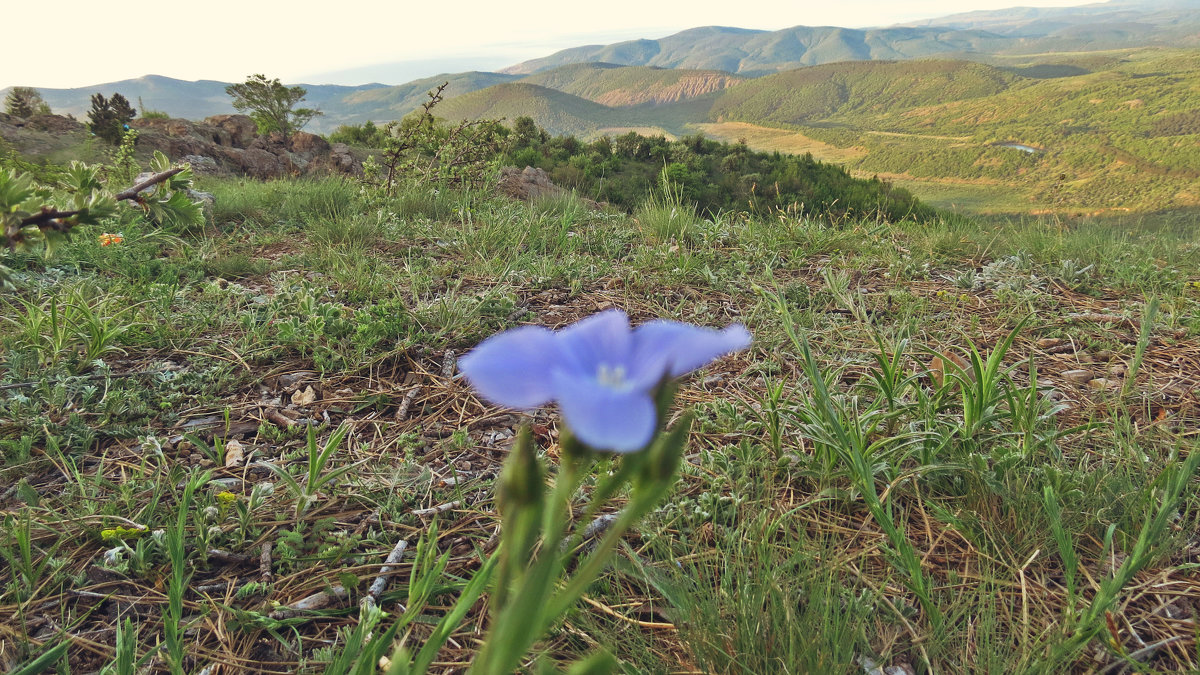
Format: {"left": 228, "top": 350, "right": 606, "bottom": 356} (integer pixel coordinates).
{"left": 1062, "top": 369, "right": 1094, "bottom": 383}
{"left": 183, "top": 154, "right": 220, "bottom": 175}
{"left": 1, "top": 112, "right": 89, "bottom": 156}
{"left": 236, "top": 148, "right": 290, "bottom": 179}
{"left": 292, "top": 385, "right": 317, "bottom": 406}
{"left": 224, "top": 439, "right": 245, "bottom": 468}
{"left": 497, "top": 165, "right": 605, "bottom": 209}
{"left": 499, "top": 166, "right": 560, "bottom": 201}
{"left": 279, "top": 371, "right": 315, "bottom": 389}
{"left": 27, "top": 114, "right": 85, "bottom": 134}
{"left": 327, "top": 142, "right": 361, "bottom": 175}
{"left": 187, "top": 189, "right": 216, "bottom": 222}
{"left": 203, "top": 114, "right": 258, "bottom": 148}
{"left": 289, "top": 131, "right": 329, "bottom": 155}
{"left": 21, "top": 111, "right": 353, "bottom": 181}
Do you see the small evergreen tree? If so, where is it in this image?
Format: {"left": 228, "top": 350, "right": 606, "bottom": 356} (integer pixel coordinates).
{"left": 225, "top": 74, "right": 321, "bottom": 136}
{"left": 88, "top": 93, "right": 136, "bottom": 145}
{"left": 4, "top": 87, "right": 51, "bottom": 118}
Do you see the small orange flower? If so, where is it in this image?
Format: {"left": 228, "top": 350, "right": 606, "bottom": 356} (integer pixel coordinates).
{"left": 99, "top": 233, "right": 124, "bottom": 246}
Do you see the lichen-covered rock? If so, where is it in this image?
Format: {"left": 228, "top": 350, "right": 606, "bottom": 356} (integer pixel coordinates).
{"left": 203, "top": 114, "right": 257, "bottom": 148}
{"left": 498, "top": 166, "right": 561, "bottom": 200}
{"left": 182, "top": 154, "right": 220, "bottom": 175}
{"left": 129, "top": 115, "right": 357, "bottom": 179}
{"left": 497, "top": 165, "right": 605, "bottom": 210}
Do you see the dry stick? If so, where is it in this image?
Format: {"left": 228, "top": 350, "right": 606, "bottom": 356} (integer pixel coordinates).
{"left": 259, "top": 542, "right": 273, "bottom": 583}
{"left": 1018, "top": 548, "right": 1040, "bottom": 646}
{"left": 269, "top": 586, "right": 348, "bottom": 619}
{"left": 14, "top": 168, "right": 186, "bottom": 231}
{"left": 264, "top": 409, "right": 295, "bottom": 429}
{"left": 1098, "top": 635, "right": 1187, "bottom": 675}
{"left": 112, "top": 167, "right": 185, "bottom": 201}
{"left": 411, "top": 501, "right": 461, "bottom": 517}
{"left": 395, "top": 385, "right": 422, "bottom": 421}
{"left": 367, "top": 539, "right": 410, "bottom": 604}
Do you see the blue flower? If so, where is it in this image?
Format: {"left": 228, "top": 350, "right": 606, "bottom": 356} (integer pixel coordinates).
{"left": 459, "top": 309, "right": 751, "bottom": 452}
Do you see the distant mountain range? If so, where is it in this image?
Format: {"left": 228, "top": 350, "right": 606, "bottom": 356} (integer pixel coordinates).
{"left": 3, "top": 0, "right": 1196, "bottom": 134}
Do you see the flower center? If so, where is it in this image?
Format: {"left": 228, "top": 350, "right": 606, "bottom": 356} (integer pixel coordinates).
{"left": 596, "top": 363, "right": 628, "bottom": 388}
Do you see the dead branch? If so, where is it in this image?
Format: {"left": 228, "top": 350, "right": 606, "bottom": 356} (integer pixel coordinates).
{"left": 15, "top": 167, "right": 185, "bottom": 231}
{"left": 367, "top": 539, "right": 410, "bottom": 604}
{"left": 113, "top": 167, "right": 184, "bottom": 201}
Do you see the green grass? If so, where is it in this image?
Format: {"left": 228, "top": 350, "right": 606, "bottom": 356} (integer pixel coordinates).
{"left": 1, "top": 172, "right": 1198, "bottom": 674}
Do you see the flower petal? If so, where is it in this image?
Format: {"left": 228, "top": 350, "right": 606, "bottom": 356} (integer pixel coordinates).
{"left": 552, "top": 370, "right": 657, "bottom": 453}
{"left": 554, "top": 309, "right": 634, "bottom": 376}
{"left": 631, "top": 321, "right": 752, "bottom": 381}
{"left": 459, "top": 326, "right": 561, "bottom": 409}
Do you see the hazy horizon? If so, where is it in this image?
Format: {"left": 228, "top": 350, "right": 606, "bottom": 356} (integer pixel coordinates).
{"left": 2, "top": 0, "right": 1101, "bottom": 90}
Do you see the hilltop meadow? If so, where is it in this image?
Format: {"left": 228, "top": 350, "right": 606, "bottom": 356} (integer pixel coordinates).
{"left": 2, "top": 3, "right": 1200, "bottom": 669}
{"left": 1, "top": 96, "right": 1199, "bottom": 674}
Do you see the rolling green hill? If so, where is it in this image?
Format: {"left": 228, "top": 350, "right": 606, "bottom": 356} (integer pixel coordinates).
{"left": 503, "top": 1, "right": 1200, "bottom": 76}
{"left": 432, "top": 83, "right": 645, "bottom": 137}
{"left": 434, "top": 50, "right": 1198, "bottom": 213}
{"left": 325, "top": 72, "right": 519, "bottom": 128}
{"left": 502, "top": 25, "right": 1012, "bottom": 76}
{"left": 698, "top": 50, "right": 1200, "bottom": 212}
{"left": 904, "top": 0, "right": 1200, "bottom": 48}
{"left": 518, "top": 63, "right": 745, "bottom": 106}
{"left": 707, "top": 60, "right": 1018, "bottom": 126}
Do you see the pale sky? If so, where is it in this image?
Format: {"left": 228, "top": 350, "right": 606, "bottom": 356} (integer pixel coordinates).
{"left": 3, "top": 0, "right": 1099, "bottom": 89}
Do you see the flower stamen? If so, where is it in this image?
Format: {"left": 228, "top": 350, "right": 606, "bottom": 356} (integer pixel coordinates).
{"left": 596, "top": 363, "right": 627, "bottom": 388}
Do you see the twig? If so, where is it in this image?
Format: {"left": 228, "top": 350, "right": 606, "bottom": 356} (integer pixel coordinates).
{"left": 264, "top": 409, "right": 295, "bottom": 429}
{"left": 15, "top": 208, "right": 81, "bottom": 230}
{"left": 411, "top": 501, "right": 461, "bottom": 517}
{"left": 15, "top": 168, "right": 186, "bottom": 231}
{"left": 269, "top": 585, "right": 347, "bottom": 619}
{"left": 367, "top": 539, "right": 410, "bottom": 604}
{"left": 395, "top": 385, "right": 422, "bottom": 420}
{"left": 1098, "top": 635, "right": 1186, "bottom": 675}
{"left": 580, "top": 595, "right": 675, "bottom": 630}
{"left": 208, "top": 549, "right": 252, "bottom": 565}
{"left": 113, "top": 167, "right": 184, "bottom": 201}
{"left": 259, "top": 542, "right": 273, "bottom": 583}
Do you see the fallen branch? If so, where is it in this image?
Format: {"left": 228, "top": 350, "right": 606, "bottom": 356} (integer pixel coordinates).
{"left": 16, "top": 168, "right": 186, "bottom": 231}
{"left": 269, "top": 585, "right": 347, "bottom": 619}
{"left": 264, "top": 409, "right": 295, "bottom": 429}
{"left": 15, "top": 207, "right": 81, "bottom": 230}
{"left": 411, "top": 501, "right": 460, "bottom": 517}
{"left": 395, "top": 385, "right": 422, "bottom": 421}
{"left": 259, "top": 542, "right": 274, "bottom": 583}
{"left": 1098, "top": 635, "right": 1187, "bottom": 675}
{"left": 113, "top": 167, "right": 185, "bottom": 201}
{"left": 367, "top": 539, "right": 410, "bottom": 604}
